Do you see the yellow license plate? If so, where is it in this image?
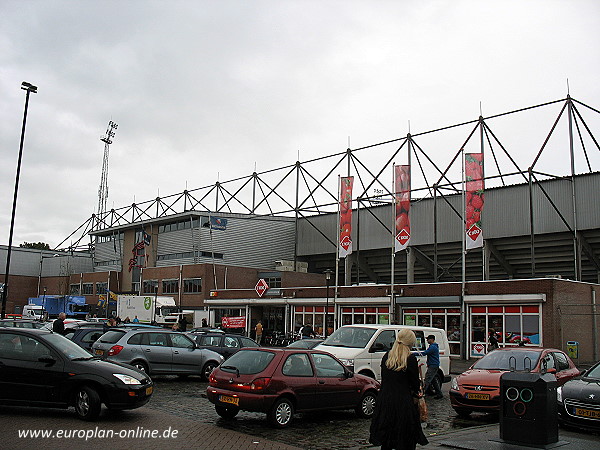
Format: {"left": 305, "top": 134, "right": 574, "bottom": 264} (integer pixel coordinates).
{"left": 145, "top": 386, "right": 153, "bottom": 396}
{"left": 466, "top": 393, "right": 490, "bottom": 400}
{"left": 575, "top": 408, "right": 600, "bottom": 418}
{"left": 94, "top": 349, "right": 104, "bottom": 356}
{"left": 219, "top": 395, "right": 239, "bottom": 406}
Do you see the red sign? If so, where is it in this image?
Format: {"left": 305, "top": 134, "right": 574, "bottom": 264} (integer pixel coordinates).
{"left": 467, "top": 224, "right": 482, "bottom": 241}
{"left": 255, "top": 278, "right": 269, "bottom": 297}
{"left": 394, "top": 165, "right": 411, "bottom": 252}
{"left": 340, "top": 235, "right": 352, "bottom": 252}
{"left": 338, "top": 176, "right": 354, "bottom": 258}
{"left": 222, "top": 316, "right": 246, "bottom": 328}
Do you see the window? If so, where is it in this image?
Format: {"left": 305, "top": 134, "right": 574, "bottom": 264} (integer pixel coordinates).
{"left": 199, "top": 336, "right": 221, "bottom": 347}
{"left": 183, "top": 278, "right": 202, "bottom": 293}
{"left": 282, "top": 353, "right": 313, "bottom": 377}
{"left": 95, "top": 282, "right": 108, "bottom": 295}
{"left": 542, "top": 353, "right": 556, "bottom": 371}
{"left": 198, "top": 251, "right": 223, "bottom": 259}
{"left": 240, "top": 337, "right": 259, "bottom": 348}
{"left": 127, "top": 333, "right": 143, "bottom": 345}
{"left": 312, "top": 353, "right": 345, "bottom": 378}
{"left": 82, "top": 283, "right": 94, "bottom": 295}
{"left": 143, "top": 280, "right": 158, "bottom": 294}
{"left": 81, "top": 330, "right": 104, "bottom": 344}
{"left": 553, "top": 352, "right": 570, "bottom": 371}
{"left": 70, "top": 284, "right": 81, "bottom": 295}
{"left": 162, "top": 279, "right": 179, "bottom": 294}
{"left": 157, "top": 252, "right": 194, "bottom": 261}
{"left": 142, "top": 333, "right": 168, "bottom": 347}
{"left": 170, "top": 334, "right": 194, "bottom": 349}
{"left": 373, "top": 330, "right": 396, "bottom": 352}
{"left": 223, "top": 336, "right": 240, "bottom": 348}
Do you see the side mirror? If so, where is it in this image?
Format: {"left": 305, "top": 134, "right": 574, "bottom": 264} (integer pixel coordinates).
{"left": 369, "top": 342, "right": 385, "bottom": 353}
{"left": 345, "top": 369, "right": 354, "bottom": 378}
{"left": 38, "top": 355, "right": 56, "bottom": 366}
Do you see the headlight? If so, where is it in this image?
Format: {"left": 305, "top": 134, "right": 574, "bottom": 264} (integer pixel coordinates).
{"left": 451, "top": 377, "right": 459, "bottom": 390}
{"left": 113, "top": 373, "right": 142, "bottom": 385}
{"left": 340, "top": 359, "right": 354, "bottom": 367}
{"left": 557, "top": 386, "right": 563, "bottom": 403}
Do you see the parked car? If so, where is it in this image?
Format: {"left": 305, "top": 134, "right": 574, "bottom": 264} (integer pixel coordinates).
{"left": 65, "top": 327, "right": 106, "bottom": 353}
{"left": 189, "top": 327, "right": 224, "bottom": 334}
{"left": 92, "top": 328, "right": 224, "bottom": 380}
{"left": 450, "top": 347, "right": 580, "bottom": 417}
{"left": 189, "top": 332, "right": 259, "bottom": 359}
{"left": 286, "top": 338, "right": 323, "bottom": 349}
{"left": 0, "top": 328, "right": 153, "bottom": 420}
{"left": 0, "top": 319, "right": 46, "bottom": 329}
{"left": 557, "top": 360, "right": 600, "bottom": 431}
{"left": 207, "top": 348, "right": 380, "bottom": 427}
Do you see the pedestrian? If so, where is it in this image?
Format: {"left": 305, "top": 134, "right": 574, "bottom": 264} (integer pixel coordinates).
{"left": 255, "top": 320, "right": 263, "bottom": 344}
{"left": 103, "top": 317, "right": 116, "bottom": 333}
{"left": 300, "top": 323, "right": 315, "bottom": 339}
{"left": 369, "top": 329, "right": 428, "bottom": 450}
{"left": 201, "top": 318, "right": 208, "bottom": 328}
{"left": 124, "top": 316, "right": 131, "bottom": 324}
{"left": 52, "top": 312, "right": 66, "bottom": 335}
{"left": 413, "top": 334, "right": 443, "bottom": 399}
{"left": 178, "top": 315, "right": 188, "bottom": 332}
{"left": 132, "top": 315, "right": 139, "bottom": 323}
{"left": 488, "top": 328, "right": 499, "bottom": 351}
{"left": 172, "top": 322, "right": 180, "bottom": 331}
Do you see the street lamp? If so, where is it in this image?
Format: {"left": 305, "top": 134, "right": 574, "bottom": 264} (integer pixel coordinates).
{"left": 1, "top": 81, "right": 37, "bottom": 319}
{"left": 42, "top": 286, "right": 47, "bottom": 319}
{"left": 324, "top": 269, "right": 333, "bottom": 338}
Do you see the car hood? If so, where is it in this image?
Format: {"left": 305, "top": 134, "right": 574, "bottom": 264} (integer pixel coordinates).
{"left": 561, "top": 378, "right": 600, "bottom": 405}
{"left": 71, "top": 358, "right": 151, "bottom": 381}
{"left": 313, "top": 344, "right": 362, "bottom": 360}
{"left": 458, "top": 368, "right": 507, "bottom": 387}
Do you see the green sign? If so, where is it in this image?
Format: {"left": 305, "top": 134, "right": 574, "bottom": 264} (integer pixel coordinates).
{"left": 144, "top": 297, "right": 152, "bottom": 310}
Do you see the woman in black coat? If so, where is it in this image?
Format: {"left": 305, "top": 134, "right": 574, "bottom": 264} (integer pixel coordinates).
{"left": 369, "top": 329, "right": 428, "bottom": 450}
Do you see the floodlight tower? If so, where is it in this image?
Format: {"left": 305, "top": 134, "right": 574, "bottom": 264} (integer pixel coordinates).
{"left": 97, "top": 120, "right": 118, "bottom": 218}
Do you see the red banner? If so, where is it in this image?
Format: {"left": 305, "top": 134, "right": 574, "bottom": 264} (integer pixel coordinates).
{"left": 394, "top": 165, "right": 411, "bottom": 252}
{"left": 339, "top": 176, "right": 354, "bottom": 258}
{"left": 222, "top": 316, "right": 246, "bottom": 328}
{"left": 465, "top": 153, "right": 484, "bottom": 249}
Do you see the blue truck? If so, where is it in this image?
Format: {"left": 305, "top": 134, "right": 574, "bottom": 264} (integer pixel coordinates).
{"left": 26, "top": 295, "right": 90, "bottom": 319}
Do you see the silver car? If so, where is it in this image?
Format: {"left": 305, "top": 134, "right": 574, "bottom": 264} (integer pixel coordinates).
{"left": 91, "top": 328, "right": 223, "bottom": 380}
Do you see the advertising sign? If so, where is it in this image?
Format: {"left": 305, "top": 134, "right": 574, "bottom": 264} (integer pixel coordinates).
{"left": 394, "top": 165, "right": 411, "bottom": 252}
{"left": 222, "top": 316, "right": 246, "bottom": 328}
{"left": 465, "top": 153, "right": 485, "bottom": 249}
{"left": 339, "top": 176, "right": 354, "bottom": 258}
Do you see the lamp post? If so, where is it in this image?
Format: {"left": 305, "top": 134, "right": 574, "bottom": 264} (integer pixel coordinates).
{"left": 324, "top": 269, "right": 333, "bottom": 338}
{"left": 42, "top": 286, "right": 47, "bottom": 319}
{"left": 1, "top": 81, "right": 37, "bottom": 319}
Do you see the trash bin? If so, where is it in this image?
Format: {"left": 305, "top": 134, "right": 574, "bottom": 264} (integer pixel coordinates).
{"left": 499, "top": 371, "right": 558, "bottom": 446}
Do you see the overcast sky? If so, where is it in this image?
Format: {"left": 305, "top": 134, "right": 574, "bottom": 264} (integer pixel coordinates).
{"left": 1, "top": 0, "right": 599, "bottom": 248}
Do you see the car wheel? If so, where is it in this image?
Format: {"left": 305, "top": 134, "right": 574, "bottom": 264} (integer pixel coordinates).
{"left": 202, "top": 361, "right": 218, "bottom": 381}
{"left": 454, "top": 408, "right": 472, "bottom": 418}
{"left": 356, "top": 391, "right": 377, "bottom": 418}
{"left": 215, "top": 405, "right": 239, "bottom": 419}
{"left": 132, "top": 361, "right": 149, "bottom": 375}
{"left": 268, "top": 397, "right": 294, "bottom": 428}
{"left": 74, "top": 386, "right": 101, "bottom": 421}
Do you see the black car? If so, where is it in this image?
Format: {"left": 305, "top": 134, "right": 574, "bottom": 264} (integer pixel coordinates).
{"left": 188, "top": 332, "right": 259, "bottom": 359}
{"left": 558, "top": 360, "right": 600, "bottom": 431}
{"left": 0, "top": 328, "right": 153, "bottom": 420}
{"left": 65, "top": 327, "right": 106, "bottom": 352}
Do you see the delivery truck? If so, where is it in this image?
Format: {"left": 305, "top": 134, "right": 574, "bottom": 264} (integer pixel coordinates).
{"left": 116, "top": 294, "right": 178, "bottom": 324}
{"left": 27, "top": 295, "right": 89, "bottom": 319}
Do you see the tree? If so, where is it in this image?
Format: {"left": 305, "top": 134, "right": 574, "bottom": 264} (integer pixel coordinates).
{"left": 20, "top": 242, "right": 51, "bottom": 250}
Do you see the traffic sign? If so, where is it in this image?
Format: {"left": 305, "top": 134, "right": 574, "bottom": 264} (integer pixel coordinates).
{"left": 255, "top": 279, "right": 269, "bottom": 297}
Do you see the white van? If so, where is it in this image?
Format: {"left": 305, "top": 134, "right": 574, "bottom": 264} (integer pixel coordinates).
{"left": 315, "top": 324, "right": 451, "bottom": 384}
{"left": 22, "top": 305, "right": 46, "bottom": 320}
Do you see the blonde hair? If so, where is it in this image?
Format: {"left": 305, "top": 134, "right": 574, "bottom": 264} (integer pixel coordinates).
{"left": 386, "top": 329, "right": 417, "bottom": 371}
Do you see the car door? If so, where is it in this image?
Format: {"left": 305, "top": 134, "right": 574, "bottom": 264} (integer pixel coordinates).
{"left": 281, "top": 352, "right": 317, "bottom": 410}
{"left": 197, "top": 334, "right": 225, "bottom": 356}
{"left": 311, "top": 352, "right": 357, "bottom": 409}
{"left": 369, "top": 329, "right": 396, "bottom": 379}
{"left": 169, "top": 333, "right": 198, "bottom": 374}
{"left": 140, "top": 332, "right": 172, "bottom": 373}
{"left": 0, "top": 332, "right": 66, "bottom": 404}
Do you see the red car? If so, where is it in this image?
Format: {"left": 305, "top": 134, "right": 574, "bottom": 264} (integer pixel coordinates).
{"left": 450, "top": 347, "right": 580, "bottom": 417}
{"left": 207, "top": 348, "right": 380, "bottom": 427}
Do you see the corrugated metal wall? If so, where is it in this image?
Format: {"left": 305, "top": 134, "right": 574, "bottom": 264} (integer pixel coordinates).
{"left": 298, "top": 173, "right": 600, "bottom": 255}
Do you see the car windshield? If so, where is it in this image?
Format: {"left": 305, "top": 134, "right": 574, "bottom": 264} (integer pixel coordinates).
{"left": 44, "top": 333, "right": 94, "bottom": 360}
{"left": 473, "top": 350, "right": 541, "bottom": 371}
{"left": 222, "top": 350, "right": 276, "bottom": 375}
{"left": 321, "top": 327, "right": 377, "bottom": 348}
{"left": 584, "top": 363, "right": 600, "bottom": 379}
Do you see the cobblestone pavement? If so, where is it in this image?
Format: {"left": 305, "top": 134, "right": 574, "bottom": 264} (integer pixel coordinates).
{"left": 146, "top": 375, "right": 500, "bottom": 450}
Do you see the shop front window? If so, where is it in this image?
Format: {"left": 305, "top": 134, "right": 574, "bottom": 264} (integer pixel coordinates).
{"left": 471, "top": 315, "right": 486, "bottom": 342}
{"left": 522, "top": 314, "right": 540, "bottom": 345}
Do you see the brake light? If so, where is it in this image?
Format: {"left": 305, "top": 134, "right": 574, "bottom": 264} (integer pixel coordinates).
{"left": 209, "top": 372, "right": 217, "bottom": 386}
{"left": 108, "top": 345, "right": 123, "bottom": 356}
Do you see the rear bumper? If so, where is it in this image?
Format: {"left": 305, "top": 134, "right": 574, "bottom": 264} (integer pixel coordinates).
{"left": 206, "top": 387, "right": 277, "bottom": 413}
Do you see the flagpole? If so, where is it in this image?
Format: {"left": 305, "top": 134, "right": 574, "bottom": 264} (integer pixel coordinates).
{"left": 335, "top": 176, "right": 341, "bottom": 328}
{"left": 209, "top": 213, "right": 218, "bottom": 290}
{"left": 461, "top": 148, "right": 467, "bottom": 360}
{"left": 390, "top": 164, "right": 396, "bottom": 322}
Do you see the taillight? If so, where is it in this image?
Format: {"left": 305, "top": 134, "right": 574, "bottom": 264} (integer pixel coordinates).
{"left": 248, "top": 377, "right": 271, "bottom": 391}
{"left": 108, "top": 345, "right": 123, "bottom": 356}
{"left": 209, "top": 372, "right": 217, "bottom": 386}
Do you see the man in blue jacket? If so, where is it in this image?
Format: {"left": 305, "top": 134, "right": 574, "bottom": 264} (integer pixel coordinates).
{"left": 414, "top": 334, "right": 443, "bottom": 399}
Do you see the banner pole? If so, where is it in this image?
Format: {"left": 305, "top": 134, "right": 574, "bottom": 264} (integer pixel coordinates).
{"left": 461, "top": 149, "right": 467, "bottom": 360}
{"left": 390, "top": 164, "right": 396, "bottom": 321}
